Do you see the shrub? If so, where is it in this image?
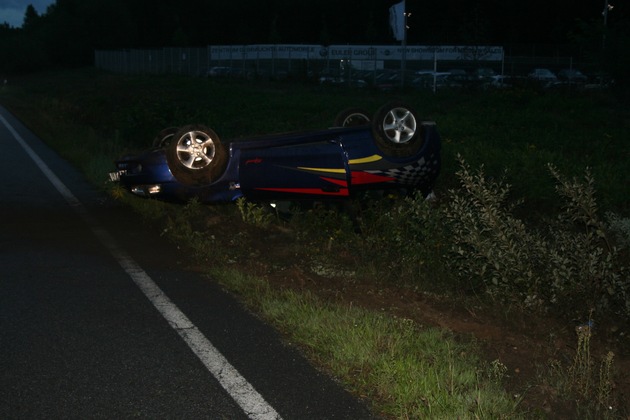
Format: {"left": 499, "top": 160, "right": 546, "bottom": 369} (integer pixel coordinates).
{"left": 442, "top": 155, "right": 546, "bottom": 305}
{"left": 442, "top": 155, "right": 629, "bottom": 318}
{"left": 354, "top": 192, "right": 447, "bottom": 284}
{"left": 236, "top": 198, "right": 275, "bottom": 228}
{"left": 606, "top": 212, "right": 630, "bottom": 250}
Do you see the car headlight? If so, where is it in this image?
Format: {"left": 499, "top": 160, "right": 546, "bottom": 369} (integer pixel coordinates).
{"left": 131, "top": 184, "right": 161, "bottom": 197}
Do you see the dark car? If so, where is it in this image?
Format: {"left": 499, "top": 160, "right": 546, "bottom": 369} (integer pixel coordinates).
{"left": 445, "top": 69, "right": 470, "bottom": 87}
{"left": 528, "top": 68, "right": 558, "bottom": 87}
{"left": 557, "top": 69, "right": 588, "bottom": 85}
{"left": 109, "top": 102, "right": 441, "bottom": 204}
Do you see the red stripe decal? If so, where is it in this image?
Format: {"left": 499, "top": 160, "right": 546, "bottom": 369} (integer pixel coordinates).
{"left": 255, "top": 187, "right": 350, "bottom": 196}
{"left": 320, "top": 177, "right": 349, "bottom": 187}
{"left": 350, "top": 171, "right": 396, "bottom": 185}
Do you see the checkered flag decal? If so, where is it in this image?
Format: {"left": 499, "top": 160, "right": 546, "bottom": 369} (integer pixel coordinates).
{"left": 368, "top": 155, "right": 440, "bottom": 186}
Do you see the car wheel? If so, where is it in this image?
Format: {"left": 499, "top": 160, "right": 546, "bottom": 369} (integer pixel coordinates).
{"left": 166, "top": 125, "right": 228, "bottom": 185}
{"left": 152, "top": 127, "right": 178, "bottom": 148}
{"left": 333, "top": 108, "right": 370, "bottom": 127}
{"left": 372, "top": 101, "right": 424, "bottom": 158}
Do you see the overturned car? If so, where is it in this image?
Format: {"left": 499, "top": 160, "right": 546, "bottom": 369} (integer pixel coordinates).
{"left": 109, "top": 101, "right": 441, "bottom": 203}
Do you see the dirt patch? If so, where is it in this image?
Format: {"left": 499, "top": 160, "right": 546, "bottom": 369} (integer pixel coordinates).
{"left": 202, "top": 209, "right": 630, "bottom": 417}
{"left": 267, "top": 269, "right": 630, "bottom": 417}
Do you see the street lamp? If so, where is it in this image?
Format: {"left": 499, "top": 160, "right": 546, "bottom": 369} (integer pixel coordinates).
{"left": 603, "top": 0, "right": 614, "bottom": 26}
{"left": 602, "top": 0, "right": 614, "bottom": 48}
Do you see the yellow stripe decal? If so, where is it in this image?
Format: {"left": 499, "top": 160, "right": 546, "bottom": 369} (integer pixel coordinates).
{"left": 297, "top": 167, "right": 346, "bottom": 174}
{"left": 298, "top": 155, "right": 382, "bottom": 173}
{"left": 349, "top": 155, "right": 382, "bottom": 165}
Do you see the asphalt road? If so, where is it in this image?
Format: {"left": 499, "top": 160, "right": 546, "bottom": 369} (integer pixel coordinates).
{"left": 0, "top": 105, "right": 376, "bottom": 419}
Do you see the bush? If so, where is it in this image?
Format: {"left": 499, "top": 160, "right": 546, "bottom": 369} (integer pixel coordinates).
{"left": 442, "top": 155, "right": 629, "bottom": 318}
{"left": 354, "top": 192, "right": 446, "bottom": 284}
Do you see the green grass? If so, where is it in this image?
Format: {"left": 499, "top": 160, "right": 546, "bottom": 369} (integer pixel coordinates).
{"left": 5, "top": 69, "right": 627, "bottom": 214}
{"left": 2, "top": 68, "right": 628, "bottom": 418}
{"left": 214, "top": 268, "right": 522, "bottom": 419}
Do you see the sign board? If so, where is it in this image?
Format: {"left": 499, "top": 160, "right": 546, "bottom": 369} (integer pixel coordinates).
{"left": 209, "top": 45, "right": 322, "bottom": 60}
{"left": 209, "top": 44, "right": 504, "bottom": 62}
{"left": 322, "top": 45, "right": 503, "bottom": 61}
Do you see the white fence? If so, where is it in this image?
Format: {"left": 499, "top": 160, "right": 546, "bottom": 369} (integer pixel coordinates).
{"left": 94, "top": 44, "right": 505, "bottom": 86}
{"left": 94, "top": 44, "right": 584, "bottom": 91}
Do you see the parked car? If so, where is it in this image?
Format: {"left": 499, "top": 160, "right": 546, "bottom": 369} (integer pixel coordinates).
{"left": 109, "top": 102, "right": 441, "bottom": 204}
{"left": 472, "top": 68, "right": 496, "bottom": 82}
{"left": 318, "top": 75, "right": 345, "bottom": 85}
{"left": 374, "top": 71, "right": 400, "bottom": 91}
{"left": 207, "top": 66, "right": 232, "bottom": 77}
{"left": 528, "top": 68, "right": 558, "bottom": 87}
{"left": 486, "top": 75, "right": 511, "bottom": 89}
{"left": 411, "top": 71, "right": 451, "bottom": 90}
{"left": 557, "top": 69, "right": 588, "bottom": 84}
{"left": 445, "top": 69, "right": 469, "bottom": 87}
{"left": 584, "top": 72, "right": 615, "bottom": 90}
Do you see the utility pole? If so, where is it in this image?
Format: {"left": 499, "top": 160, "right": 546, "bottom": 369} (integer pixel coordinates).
{"left": 389, "top": 1, "right": 407, "bottom": 88}
{"left": 602, "top": 0, "right": 613, "bottom": 49}
{"left": 401, "top": 8, "right": 407, "bottom": 88}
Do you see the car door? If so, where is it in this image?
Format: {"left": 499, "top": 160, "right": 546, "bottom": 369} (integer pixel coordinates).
{"left": 237, "top": 133, "right": 350, "bottom": 200}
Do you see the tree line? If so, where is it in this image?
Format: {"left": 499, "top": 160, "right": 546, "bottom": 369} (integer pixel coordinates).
{"left": 1, "top": 0, "right": 629, "bottom": 86}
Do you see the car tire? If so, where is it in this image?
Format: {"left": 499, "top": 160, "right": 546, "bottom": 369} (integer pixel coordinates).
{"left": 152, "top": 127, "right": 178, "bottom": 148}
{"left": 372, "top": 101, "right": 424, "bottom": 158}
{"left": 333, "top": 108, "right": 371, "bottom": 127}
{"left": 166, "top": 125, "right": 228, "bottom": 185}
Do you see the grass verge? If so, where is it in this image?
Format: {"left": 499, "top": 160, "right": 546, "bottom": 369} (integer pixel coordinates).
{"left": 213, "top": 268, "right": 522, "bottom": 419}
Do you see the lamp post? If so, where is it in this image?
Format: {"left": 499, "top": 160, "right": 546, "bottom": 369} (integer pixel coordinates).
{"left": 602, "top": 0, "right": 613, "bottom": 48}
{"left": 401, "top": 10, "right": 408, "bottom": 88}
{"left": 603, "top": 0, "right": 611, "bottom": 26}
{"left": 389, "top": 1, "right": 407, "bottom": 87}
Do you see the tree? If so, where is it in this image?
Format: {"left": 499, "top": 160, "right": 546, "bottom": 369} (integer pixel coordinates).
{"left": 23, "top": 5, "right": 40, "bottom": 30}
{"left": 2, "top": 0, "right": 628, "bottom": 75}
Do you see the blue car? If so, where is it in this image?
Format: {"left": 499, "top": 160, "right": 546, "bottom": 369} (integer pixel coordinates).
{"left": 109, "top": 101, "right": 441, "bottom": 203}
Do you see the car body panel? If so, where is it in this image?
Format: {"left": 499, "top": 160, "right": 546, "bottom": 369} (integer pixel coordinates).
{"left": 112, "top": 120, "right": 441, "bottom": 203}
{"left": 237, "top": 132, "right": 350, "bottom": 199}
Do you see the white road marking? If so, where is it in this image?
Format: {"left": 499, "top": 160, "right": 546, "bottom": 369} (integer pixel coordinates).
{"left": 1, "top": 113, "right": 282, "bottom": 420}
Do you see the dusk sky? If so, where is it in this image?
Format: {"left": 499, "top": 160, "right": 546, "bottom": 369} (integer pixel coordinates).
{"left": 0, "top": 1, "right": 627, "bottom": 47}
{"left": 0, "top": 0, "right": 54, "bottom": 27}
